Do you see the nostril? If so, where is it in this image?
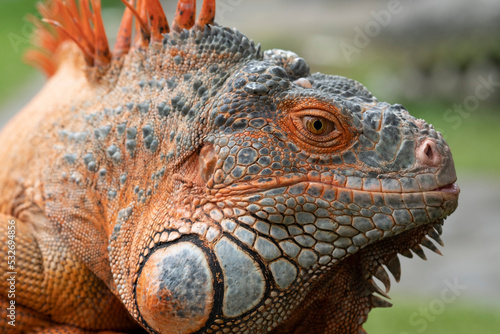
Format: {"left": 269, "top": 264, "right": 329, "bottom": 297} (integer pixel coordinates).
{"left": 424, "top": 144, "right": 433, "bottom": 160}
{"left": 417, "top": 139, "right": 441, "bottom": 167}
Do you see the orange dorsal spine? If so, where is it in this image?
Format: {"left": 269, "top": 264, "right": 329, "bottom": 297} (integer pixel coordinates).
{"left": 197, "top": 0, "right": 215, "bottom": 27}
{"left": 26, "top": 0, "right": 217, "bottom": 78}
{"left": 172, "top": 0, "right": 196, "bottom": 31}
{"left": 114, "top": 1, "right": 134, "bottom": 58}
{"left": 146, "top": 0, "right": 170, "bottom": 43}
{"left": 90, "top": 0, "right": 111, "bottom": 67}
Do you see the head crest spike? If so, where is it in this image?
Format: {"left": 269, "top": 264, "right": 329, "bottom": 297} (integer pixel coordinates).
{"left": 64, "top": 0, "right": 82, "bottom": 29}
{"left": 36, "top": 1, "right": 52, "bottom": 22}
{"left": 131, "top": 0, "right": 151, "bottom": 47}
{"left": 59, "top": 1, "right": 78, "bottom": 34}
{"left": 60, "top": 1, "right": 95, "bottom": 56}
{"left": 80, "top": 0, "right": 96, "bottom": 50}
{"left": 114, "top": 0, "right": 134, "bottom": 57}
{"left": 172, "top": 0, "right": 196, "bottom": 31}
{"left": 90, "top": 0, "right": 111, "bottom": 67}
{"left": 24, "top": 49, "right": 57, "bottom": 77}
{"left": 196, "top": 0, "right": 216, "bottom": 27}
{"left": 28, "top": 13, "right": 60, "bottom": 56}
{"left": 42, "top": 18, "right": 94, "bottom": 66}
{"left": 146, "top": 0, "right": 170, "bottom": 43}
{"left": 120, "top": 0, "right": 150, "bottom": 43}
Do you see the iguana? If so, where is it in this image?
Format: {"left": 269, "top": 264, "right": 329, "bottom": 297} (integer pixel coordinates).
{"left": 0, "top": 0, "right": 459, "bottom": 333}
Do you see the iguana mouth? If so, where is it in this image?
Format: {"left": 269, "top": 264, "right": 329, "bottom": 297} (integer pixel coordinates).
{"left": 434, "top": 182, "right": 460, "bottom": 194}
{"left": 216, "top": 175, "right": 460, "bottom": 197}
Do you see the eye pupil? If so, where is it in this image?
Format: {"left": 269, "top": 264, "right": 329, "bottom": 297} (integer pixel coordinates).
{"left": 313, "top": 119, "right": 323, "bottom": 131}
{"left": 305, "top": 117, "right": 330, "bottom": 135}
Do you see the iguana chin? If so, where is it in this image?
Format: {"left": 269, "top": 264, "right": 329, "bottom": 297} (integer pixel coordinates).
{"left": 0, "top": 0, "right": 459, "bottom": 333}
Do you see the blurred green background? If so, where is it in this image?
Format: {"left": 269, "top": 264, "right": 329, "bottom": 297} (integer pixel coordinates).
{"left": 0, "top": 0, "right": 499, "bottom": 333}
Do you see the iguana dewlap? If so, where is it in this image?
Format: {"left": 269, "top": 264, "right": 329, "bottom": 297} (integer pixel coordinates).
{"left": 0, "top": 1, "right": 459, "bottom": 333}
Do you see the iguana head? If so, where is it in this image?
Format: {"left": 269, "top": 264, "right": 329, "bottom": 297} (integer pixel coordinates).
{"left": 30, "top": 0, "right": 459, "bottom": 333}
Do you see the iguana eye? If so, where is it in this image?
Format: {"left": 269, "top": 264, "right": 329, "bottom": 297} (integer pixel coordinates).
{"left": 290, "top": 109, "right": 342, "bottom": 143}
{"left": 282, "top": 106, "right": 355, "bottom": 154}
{"left": 303, "top": 116, "right": 335, "bottom": 136}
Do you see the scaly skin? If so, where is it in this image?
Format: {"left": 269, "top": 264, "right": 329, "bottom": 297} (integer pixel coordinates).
{"left": 0, "top": 1, "right": 459, "bottom": 333}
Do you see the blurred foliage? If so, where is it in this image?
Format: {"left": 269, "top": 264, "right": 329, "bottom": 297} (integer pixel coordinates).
{"left": 0, "top": 0, "right": 38, "bottom": 102}
{"left": 365, "top": 296, "right": 500, "bottom": 334}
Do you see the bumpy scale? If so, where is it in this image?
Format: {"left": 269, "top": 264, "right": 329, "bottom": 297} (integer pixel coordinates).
{"left": 0, "top": 0, "right": 459, "bottom": 333}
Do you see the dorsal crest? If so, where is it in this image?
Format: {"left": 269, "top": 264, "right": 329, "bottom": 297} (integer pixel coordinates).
{"left": 25, "top": 0, "right": 217, "bottom": 77}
